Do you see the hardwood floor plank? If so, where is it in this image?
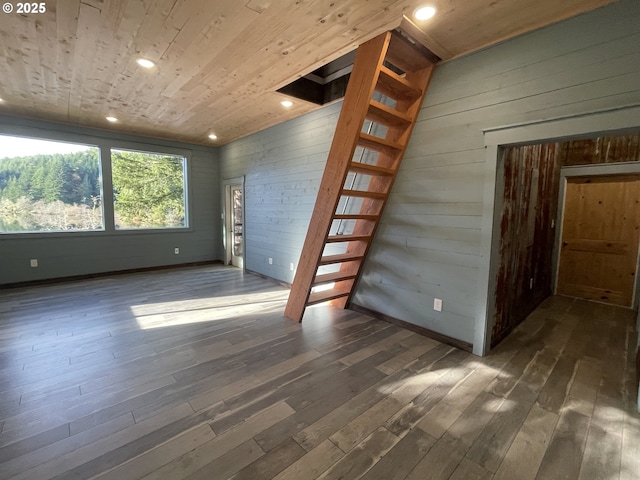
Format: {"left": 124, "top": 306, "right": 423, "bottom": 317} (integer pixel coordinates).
{"left": 417, "top": 366, "right": 497, "bottom": 439}
{"left": 446, "top": 391, "right": 505, "bottom": 450}
{"left": 449, "top": 458, "right": 493, "bottom": 480}
{"left": 10, "top": 402, "right": 194, "bottom": 480}
{"left": 50, "top": 401, "right": 226, "bottom": 480}
{"left": 272, "top": 439, "right": 344, "bottom": 480}
{"left": 385, "top": 350, "right": 474, "bottom": 438}
{"left": 563, "top": 356, "right": 602, "bottom": 417}
{"left": 330, "top": 369, "right": 439, "bottom": 453}
{"left": 404, "top": 433, "right": 466, "bottom": 480}
{"left": 293, "top": 367, "right": 414, "bottom": 452}
{"left": 493, "top": 405, "right": 558, "bottom": 480}
{"left": 467, "top": 346, "right": 559, "bottom": 472}
{"left": 0, "top": 413, "right": 134, "bottom": 480}
{"left": 255, "top": 354, "right": 391, "bottom": 453}
{"left": 139, "top": 401, "right": 295, "bottom": 480}
{"left": 317, "top": 427, "right": 400, "bottom": 480}
{"left": 535, "top": 408, "right": 590, "bottom": 480}
{"left": 621, "top": 414, "right": 640, "bottom": 480}
{"left": 183, "top": 439, "right": 264, "bottom": 480}
{"left": 359, "top": 427, "right": 436, "bottom": 480}
{"left": 1, "top": 267, "right": 638, "bottom": 480}
{"left": 93, "top": 423, "right": 216, "bottom": 480}
{"left": 0, "top": 423, "right": 69, "bottom": 463}
{"left": 229, "top": 438, "right": 305, "bottom": 480}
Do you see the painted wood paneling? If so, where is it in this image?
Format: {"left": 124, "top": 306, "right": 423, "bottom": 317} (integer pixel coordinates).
{"left": 0, "top": 117, "right": 220, "bottom": 285}
{"left": 219, "top": 0, "right": 640, "bottom": 346}
{"left": 219, "top": 104, "right": 342, "bottom": 284}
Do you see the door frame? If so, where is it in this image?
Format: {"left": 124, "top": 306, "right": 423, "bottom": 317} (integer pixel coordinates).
{"left": 553, "top": 166, "right": 640, "bottom": 308}
{"left": 476, "top": 105, "right": 640, "bottom": 356}
{"left": 222, "top": 176, "right": 245, "bottom": 270}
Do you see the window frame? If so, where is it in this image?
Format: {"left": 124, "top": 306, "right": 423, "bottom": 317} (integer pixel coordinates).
{"left": 0, "top": 126, "right": 193, "bottom": 238}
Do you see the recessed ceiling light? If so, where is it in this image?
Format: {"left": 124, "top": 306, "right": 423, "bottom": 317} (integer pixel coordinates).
{"left": 0, "top": 98, "right": 4, "bottom": 103}
{"left": 136, "top": 58, "right": 155, "bottom": 69}
{"left": 208, "top": 133, "right": 218, "bottom": 140}
{"left": 281, "top": 100, "right": 293, "bottom": 108}
{"left": 106, "top": 116, "right": 118, "bottom": 123}
{"left": 414, "top": 5, "right": 436, "bottom": 20}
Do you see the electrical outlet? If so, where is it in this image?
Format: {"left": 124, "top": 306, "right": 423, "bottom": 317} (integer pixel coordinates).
{"left": 290, "top": 263, "right": 294, "bottom": 271}
{"left": 30, "top": 259, "right": 38, "bottom": 268}
{"left": 433, "top": 298, "right": 442, "bottom": 312}
{"left": 174, "top": 247, "right": 180, "bottom": 255}
{"left": 268, "top": 257, "right": 273, "bottom": 265}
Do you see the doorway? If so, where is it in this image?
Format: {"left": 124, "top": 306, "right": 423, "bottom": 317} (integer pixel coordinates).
{"left": 556, "top": 174, "right": 640, "bottom": 307}
{"left": 224, "top": 179, "right": 244, "bottom": 269}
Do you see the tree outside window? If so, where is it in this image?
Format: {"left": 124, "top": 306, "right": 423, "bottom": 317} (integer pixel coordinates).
{"left": 111, "top": 149, "right": 187, "bottom": 229}
{"left": 0, "top": 135, "right": 103, "bottom": 233}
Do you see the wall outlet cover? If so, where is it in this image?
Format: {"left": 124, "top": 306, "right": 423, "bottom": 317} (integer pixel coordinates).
{"left": 433, "top": 298, "right": 443, "bottom": 312}
{"left": 30, "top": 259, "right": 38, "bottom": 267}
{"left": 174, "top": 248, "right": 180, "bottom": 254}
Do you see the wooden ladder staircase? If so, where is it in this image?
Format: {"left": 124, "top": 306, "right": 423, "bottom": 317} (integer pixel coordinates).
{"left": 284, "top": 30, "right": 437, "bottom": 322}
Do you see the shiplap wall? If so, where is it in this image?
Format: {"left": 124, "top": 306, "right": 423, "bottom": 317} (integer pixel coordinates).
{"left": 225, "top": 0, "right": 640, "bottom": 346}
{"left": 219, "top": 104, "right": 341, "bottom": 282}
{"left": 0, "top": 117, "right": 220, "bottom": 285}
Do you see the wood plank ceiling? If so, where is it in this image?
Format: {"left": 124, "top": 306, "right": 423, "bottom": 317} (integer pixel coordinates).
{"left": 0, "top": 0, "right": 617, "bottom": 145}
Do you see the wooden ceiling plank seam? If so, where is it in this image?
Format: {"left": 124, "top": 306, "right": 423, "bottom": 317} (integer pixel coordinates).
{"left": 177, "top": 0, "right": 410, "bottom": 96}
{"left": 102, "top": 0, "right": 152, "bottom": 104}
{"left": 159, "top": 2, "right": 257, "bottom": 98}
{"left": 53, "top": 0, "right": 81, "bottom": 119}
{"left": 68, "top": 2, "right": 105, "bottom": 122}
{"left": 133, "top": 0, "right": 183, "bottom": 62}
{"left": 181, "top": 1, "right": 412, "bottom": 122}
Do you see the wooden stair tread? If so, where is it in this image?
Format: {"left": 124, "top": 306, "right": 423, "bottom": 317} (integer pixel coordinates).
{"left": 307, "top": 285, "right": 352, "bottom": 305}
{"left": 340, "top": 189, "right": 387, "bottom": 199}
{"left": 367, "top": 101, "right": 412, "bottom": 128}
{"left": 313, "top": 271, "right": 358, "bottom": 285}
{"left": 333, "top": 213, "right": 379, "bottom": 220}
{"left": 349, "top": 161, "right": 395, "bottom": 176}
{"left": 358, "top": 132, "right": 402, "bottom": 154}
{"left": 319, "top": 253, "right": 364, "bottom": 265}
{"left": 326, "top": 234, "right": 370, "bottom": 243}
{"left": 376, "top": 65, "right": 422, "bottom": 100}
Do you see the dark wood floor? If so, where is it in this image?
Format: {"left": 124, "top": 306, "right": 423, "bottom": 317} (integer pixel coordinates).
{"left": 0, "top": 265, "right": 638, "bottom": 480}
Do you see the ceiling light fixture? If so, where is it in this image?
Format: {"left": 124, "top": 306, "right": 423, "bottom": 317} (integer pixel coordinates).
{"left": 106, "top": 116, "right": 118, "bottom": 123}
{"left": 280, "top": 100, "right": 293, "bottom": 108}
{"left": 414, "top": 5, "right": 436, "bottom": 20}
{"left": 208, "top": 133, "right": 218, "bottom": 140}
{"left": 0, "top": 98, "right": 4, "bottom": 103}
{"left": 136, "top": 58, "right": 155, "bottom": 69}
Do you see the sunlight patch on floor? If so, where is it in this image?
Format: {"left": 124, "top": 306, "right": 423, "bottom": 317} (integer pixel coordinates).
{"left": 132, "top": 290, "right": 288, "bottom": 329}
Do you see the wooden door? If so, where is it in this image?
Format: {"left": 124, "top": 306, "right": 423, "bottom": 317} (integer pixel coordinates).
{"left": 557, "top": 175, "right": 640, "bottom": 307}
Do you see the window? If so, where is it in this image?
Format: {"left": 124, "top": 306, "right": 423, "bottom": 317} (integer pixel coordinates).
{"left": 0, "top": 135, "right": 103, "bottom": 233}
{"left": 111, "top": 149, "right": 187, "bottom": 229}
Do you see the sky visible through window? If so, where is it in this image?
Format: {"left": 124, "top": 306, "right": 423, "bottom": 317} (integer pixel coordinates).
{"left": 0, "top": 135, "right": 92, "bottom": 159}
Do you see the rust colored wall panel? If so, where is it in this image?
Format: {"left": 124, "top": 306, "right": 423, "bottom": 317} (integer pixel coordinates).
{"left": 563, "top": 133, "right": 640, "bottom": 166}
{"left": 493, "top": 143, "right": 562, "bottom": 345}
